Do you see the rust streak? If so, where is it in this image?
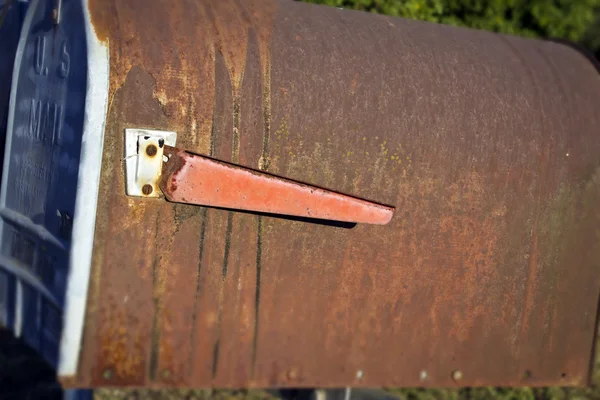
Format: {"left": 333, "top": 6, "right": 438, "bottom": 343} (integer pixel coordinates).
{"left": 187, "top": 207, "right": 209, "bottom": 376}
{"left": 520, "top": 218, "right": 539, "bottom": 335}
{"left": 232, "top": 96, "right": 241, "bottom": 164}
{"left": 251, "top": 215, "right": 263, "bottom": 378}
{"left": 211, "top": 212, "right": 234, "bottom": 380}
{"left": 259, "top": 53, "right": 272, "bottom": 171}
{"left": 149, "top": 213, "right": 164, "bottom": 381}
{"left": 187, "top": 90, "right": 217, "bottom": 376}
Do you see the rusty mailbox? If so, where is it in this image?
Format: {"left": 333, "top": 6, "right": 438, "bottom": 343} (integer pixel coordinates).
{"left": 1, "top": 0, "right": 600, "bottom": 390}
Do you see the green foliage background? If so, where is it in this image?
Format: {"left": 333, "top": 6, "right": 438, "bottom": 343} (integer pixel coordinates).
{"left": 303, "top": 0, "right": 600, "bottom": 55}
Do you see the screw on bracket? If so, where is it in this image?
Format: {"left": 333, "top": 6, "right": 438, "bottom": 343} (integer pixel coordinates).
{"left": 146, "top": 144, "right": 157, "bottom": 157}
{"left": 142, "top": 184, "right": 153, "bottom": 195}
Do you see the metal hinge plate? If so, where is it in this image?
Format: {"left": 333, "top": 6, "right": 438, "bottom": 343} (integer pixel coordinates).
{"left": 124, "top": 129, "right": 177, "bottom": 197}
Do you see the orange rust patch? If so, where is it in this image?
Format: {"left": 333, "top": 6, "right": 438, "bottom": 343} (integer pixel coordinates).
{"left": 99, "top": 308, "right": 146, "bottom": 383}
{"left": 243, "top": 0, "right": 278, "bottom": 77}
{"left": 87, "top": 0, "right": 278, "bottom": 153}
{"left": 350, "top": 73, "right": 358, "bottom": 94}
{"left": 86, "top": 0, "right": 111, "bottom": 43}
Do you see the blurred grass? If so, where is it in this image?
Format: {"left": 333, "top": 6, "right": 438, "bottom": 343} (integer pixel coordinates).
{"left": 95, "top": 387, "right": 600, "bottom": 400}
{"left": 387, "top": 387, "right": 600, "bottom": 400}
{"left": 94, "top": 389, "right": 277, "bottom": 400}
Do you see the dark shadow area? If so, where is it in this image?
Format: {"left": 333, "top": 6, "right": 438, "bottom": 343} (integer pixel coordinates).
{"left": 163, "top": 200, "right": 359, "bottom": 229}
{"left": 588, "top": 291, "right": 600, "bottom": 386}
{"left": 547, "top": 37, "right": 600, "bottom": 74}
{"left": 277, "top": 389, "right": 315, "bottom": 400}
{"left": 581, "top": 14, "right": 600, "bottom": 61}
{"left": 0, "top": 327, "right": 62, "bottom": 400}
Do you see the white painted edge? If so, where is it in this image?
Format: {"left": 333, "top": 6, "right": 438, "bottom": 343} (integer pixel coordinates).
{"left": 14, "top": 280, "right": 22, "bottom": 337}
{"left": 58, "top": 0, "right": 109, "bottom": 377}
{"left": 124, "top": 128, "right": 177, "bottom": 197}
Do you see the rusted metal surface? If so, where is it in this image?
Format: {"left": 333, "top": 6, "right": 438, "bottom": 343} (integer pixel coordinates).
{"left": 160, "top": 146, "right": 394, "bottom": 225}
{"left": 73, "top": 0, "right": 600, "bottom": 389}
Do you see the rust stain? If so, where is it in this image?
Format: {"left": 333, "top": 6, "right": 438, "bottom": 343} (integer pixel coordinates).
{"left": 98, "top": 308, "right": 146, "bottom": 383}
{"left": 79, "top": 66, "right": 169, "bottom": 385}
{"left": 155, "top": 204, "right": 204, "bottom": 385}
{"left": 258, "top": 52, "right": 272, "bottom": 171}
{"left": 241, "top": 0, "right": 278, "bottom": 78}
{"left": 428, "top": 172, "right": 503, "bottom": 345}
{"left": 350, "top": 73, "right": 358, "bottom": 94}
{"left": 88, "top": 0, "right": 278, "bottom": 155}
{"left": 208, "top": 1, "right": 251, "bottom": 89}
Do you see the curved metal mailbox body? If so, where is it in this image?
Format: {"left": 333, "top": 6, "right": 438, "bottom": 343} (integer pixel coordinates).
{"left": 2, "top": 0, "right": 600, "bottom": 389}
